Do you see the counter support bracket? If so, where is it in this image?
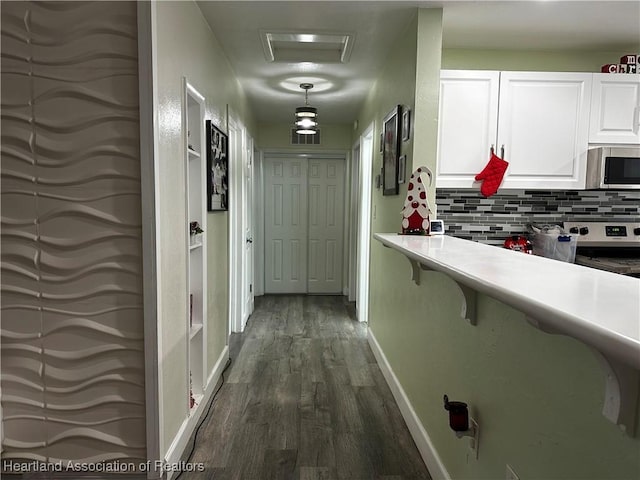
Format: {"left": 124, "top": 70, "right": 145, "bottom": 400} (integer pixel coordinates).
{"left": 591, "top": 349, "right": 639, "bottom": 437}
{"left": 406, "top": 258, "right": 476, "bottom": 325}
{"left": 457, "top": 283, "right": 477, "bottom": 326}
{"left": 407, "top": 258, "right": 423, "bottom": 286}
{"left": 526, "top": 315, "right": 639, "bottom": 437}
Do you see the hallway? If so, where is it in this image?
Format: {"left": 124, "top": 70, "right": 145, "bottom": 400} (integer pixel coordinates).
{"left": 183, "top": 295, "right": 431, "bottom": 480}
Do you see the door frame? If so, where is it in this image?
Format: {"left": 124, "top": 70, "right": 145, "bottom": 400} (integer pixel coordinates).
{"left": 348, "top": 141, "right": 360, "bottom": 302}
{"left": 241, "top": 135, "right": 255, "bottom": 323}
{"left": 257, "top": 149, "right": 349, "bottom": 296}
{"left": 228, "top": 112, "right": 249, "bottom": 333}
{"left": 355, "top": 124, "right": 374, "bottom": 323}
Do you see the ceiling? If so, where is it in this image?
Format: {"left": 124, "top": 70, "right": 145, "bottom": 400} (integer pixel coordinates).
{"left": 197, "top": 1, "right": 640, "bottom": 125}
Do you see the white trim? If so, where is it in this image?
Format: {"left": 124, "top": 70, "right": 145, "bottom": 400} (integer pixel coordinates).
{"left": 367, "top": 329, "right": 450, "bottom": 480}
{"left": 164, "top": 346, "right": 230, "bottom": 480}
{"left": 342, "top": 150, "right": 351, "bottom": 297}
{"left": 228, "top": 113, "right": 246, "bottom": 333}
{"left": 254, "top": 150, "right": 265, "bottom": 297}
{"left": 241, "top": 135, "right": 255, "bottom": 323}
{"left": 138, "top": 2, "right": 162, "bottom": 476}
{"left": 348, "top": 139, "right": 360, "bottom": 302}
{"left": 356, "top": 124, "right": 374, "bottom": 323}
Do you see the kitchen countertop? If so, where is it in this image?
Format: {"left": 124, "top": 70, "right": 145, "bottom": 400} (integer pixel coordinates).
{"left": 374, "top": 233, "right": 640, "bottom": 371}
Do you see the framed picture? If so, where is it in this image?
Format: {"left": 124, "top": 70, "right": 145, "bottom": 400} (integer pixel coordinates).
{"left": 382, "top": 105, "right": 402, "bottom": 195}
{"left": 206, "top": 120, "right": 229, "bottom": 211}
{"left": 402, "top": 108, "right": 411, "bottom": 142}
{"left": 398, "top": 155, "right": 406, "bottom": 184}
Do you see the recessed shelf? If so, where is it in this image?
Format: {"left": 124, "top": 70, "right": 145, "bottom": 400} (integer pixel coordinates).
{"left": 185, "top": 77, "right": 206, "bottom": 420}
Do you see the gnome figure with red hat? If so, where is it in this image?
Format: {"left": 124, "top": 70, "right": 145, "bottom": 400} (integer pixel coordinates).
{"left": 401, "top": 166, "right": 434, "bottom": 235}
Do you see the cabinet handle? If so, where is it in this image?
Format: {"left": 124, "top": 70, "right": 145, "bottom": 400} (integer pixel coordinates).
{"left": 501, "top": 145, "right": 505, "bottom": 160}
{"left": 634, "top": 106, "right": 640, "bottom": 133}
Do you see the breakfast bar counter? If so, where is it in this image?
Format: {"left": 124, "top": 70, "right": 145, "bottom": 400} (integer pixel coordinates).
{"left": 375, "top": 233, "right": 640, "bottom": 433}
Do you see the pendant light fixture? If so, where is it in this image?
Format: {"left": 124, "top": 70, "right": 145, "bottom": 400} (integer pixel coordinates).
{"left": 295, "top": 83, "right": 318, "bottom": 135}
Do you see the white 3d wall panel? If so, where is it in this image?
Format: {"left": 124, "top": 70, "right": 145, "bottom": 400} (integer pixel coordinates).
{"left": 1, "top": 1, "right": 146, "bottom": 464}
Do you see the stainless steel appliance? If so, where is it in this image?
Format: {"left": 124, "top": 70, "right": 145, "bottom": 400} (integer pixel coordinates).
{"left": 585, "top": 146, "right": 640, "bottom": 189}
{"left": 563, "top": 221, "right": 640, "bottom": 277}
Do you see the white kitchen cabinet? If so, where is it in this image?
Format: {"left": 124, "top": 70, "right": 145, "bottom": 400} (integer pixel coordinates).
{"left": 589, "top": 73, "right": 640, "bottom": 145}
{"left": 436, "top": 70, "right": 592, "bottom": 190}
{"left": 498, "top": 72, "right": 592, "bottom": 189}
{"left": 437, "top": 70, "right": 500, "bottom": 188}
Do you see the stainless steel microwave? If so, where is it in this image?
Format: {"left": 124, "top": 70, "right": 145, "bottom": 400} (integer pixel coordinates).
{"left": 585, "top": 146, "right": 640, "bottom": 189}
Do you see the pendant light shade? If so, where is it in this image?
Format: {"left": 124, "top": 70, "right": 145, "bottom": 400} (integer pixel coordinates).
{"left": 295, "top": 83, "right": 318, "bottom": 134}
{"left": 295, "top": 106, "right": 317, "bottom": 118}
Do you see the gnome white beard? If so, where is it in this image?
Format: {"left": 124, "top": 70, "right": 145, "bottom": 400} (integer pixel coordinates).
{"left": 402, "top": 202, "right": 431, "bottom": 229}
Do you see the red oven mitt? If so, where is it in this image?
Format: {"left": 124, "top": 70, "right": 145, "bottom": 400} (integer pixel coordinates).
{"left": 475, "top": 153, "right": 509, "bottom": 197}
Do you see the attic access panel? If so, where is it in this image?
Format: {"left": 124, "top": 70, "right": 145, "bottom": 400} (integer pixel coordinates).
{"left": 260, "top": 31, "right": 354, "bottom": 63}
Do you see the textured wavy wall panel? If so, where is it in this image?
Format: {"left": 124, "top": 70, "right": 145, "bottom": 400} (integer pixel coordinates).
{"left": 1, "top": 1, "right": 145, "bottom": 464}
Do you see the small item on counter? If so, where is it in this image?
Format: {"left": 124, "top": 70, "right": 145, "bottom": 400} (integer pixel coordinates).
{"left": 475, "top": 152, "right": 509, "bottom": 198}
{"left": 528, "top": 223, "right": 578, "bottom": 263}
{"left": 503, "top": 235, "right": 532, "bottom": 254}
{"left": 400, "top": 166, "right": 433, "bottom": 235}
{"left": 430, "top": 219, "right": 445, "bottom": 235}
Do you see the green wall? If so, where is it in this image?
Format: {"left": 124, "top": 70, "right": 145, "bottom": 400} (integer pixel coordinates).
{"left": 442, "top": 48, "right": 640, "bottom": 72}
{"left": 360, "top": 8, "right": 640, "bottom": 480}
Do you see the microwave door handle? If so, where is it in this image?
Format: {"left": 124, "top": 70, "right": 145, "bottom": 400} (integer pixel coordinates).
{"left": 634, "top": 106, "right": 640, "bottom": 134}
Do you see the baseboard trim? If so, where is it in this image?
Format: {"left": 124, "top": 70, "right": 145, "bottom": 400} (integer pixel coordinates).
{"left": 367, "top": 329, "right": 450, "bottom": 480}
{"left": 164, "top": 346, "right": 230, "bottom": 479}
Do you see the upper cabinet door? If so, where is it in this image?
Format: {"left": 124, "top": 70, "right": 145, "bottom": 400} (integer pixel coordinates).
{"left": 589, "top": 73, "right": 640, "bottom": 145}
{"left": 497, "top": 72, "right": 592, "bottom": 190}
{"left": 436, "top": 70, "right": 500, "bottom": 188}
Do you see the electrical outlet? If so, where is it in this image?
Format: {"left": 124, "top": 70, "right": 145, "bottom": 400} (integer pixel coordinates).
{"left": 506, "top": 464, "right": 520, "bottom": 480}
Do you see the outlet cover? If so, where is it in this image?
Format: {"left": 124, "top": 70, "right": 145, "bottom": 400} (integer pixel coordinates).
{"left": 469, "top": 418, "right": 479, "bottom": 459}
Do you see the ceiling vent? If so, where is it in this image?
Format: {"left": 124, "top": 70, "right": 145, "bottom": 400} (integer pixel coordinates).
{"left": 261, "top": 31, "right": 354, "bottom": 63}
{"left": 291, "top": 128, "right": 321, "bottom": 145}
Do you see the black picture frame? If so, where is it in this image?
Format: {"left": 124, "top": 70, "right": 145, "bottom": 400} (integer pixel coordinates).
{"left": 206, "top": 120, "right": 229, "bottom": 211}
{"left": 398, "top": 155, "right": 406, "bottom": 184}
{"left": 382, "top": 105, "right": 402, "bottom": 195}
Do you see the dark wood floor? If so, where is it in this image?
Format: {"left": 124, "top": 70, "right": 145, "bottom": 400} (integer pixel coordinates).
{"left": 183, "top": 295, "right": 431, "bottom": 480}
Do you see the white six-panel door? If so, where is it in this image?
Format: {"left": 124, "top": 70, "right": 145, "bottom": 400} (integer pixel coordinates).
{"left": 265, "top": 158, "right": 309, "bottom": 293}
{"left": 264, "top": 156, "right": 345, "bottom": 294}
{"left": 308, "top": 159, "right": 345, "bottom": 294}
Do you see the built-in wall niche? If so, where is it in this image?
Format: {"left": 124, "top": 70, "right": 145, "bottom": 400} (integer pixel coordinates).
{"left": 183, "top": 79, "right": 207, "bottom": 412}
